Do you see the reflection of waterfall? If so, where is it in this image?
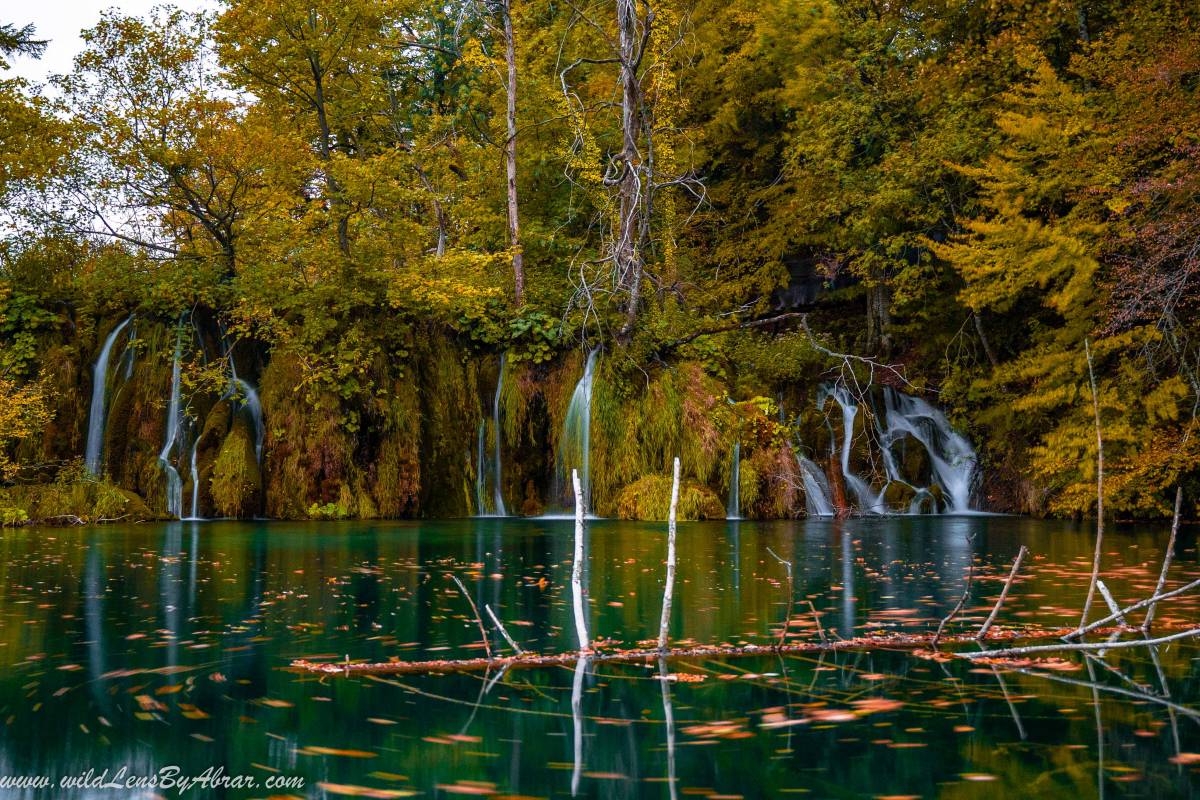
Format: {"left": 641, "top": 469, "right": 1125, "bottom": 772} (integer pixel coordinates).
{"left": 84, "top": 540, "right": 109, "bottom": 711}
{"left": 817, "top": 384, "right": 979, "bottom": 515}
{"left": 158, "top": 322, "right": 186, "bottom": 518}
{"left": 478, "top": 355, "right": 509, "bottom": 517}
{"left": 797, "top": 454, "right": 835, "bottom": 516}
{"left": 84, "top": 316, "right": 133, "bottom": 476}
{"left": 559, "top": 349, "right": 599, "bottom": 511}
{"left": 727, "top": 443, "right": 741, "bottom": 519}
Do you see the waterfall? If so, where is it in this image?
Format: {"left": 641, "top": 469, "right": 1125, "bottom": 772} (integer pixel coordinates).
{"left": 818, "top": 385, "right": 886, "bottom": 514}
{"left": 880, "top": 388, "right": 978, "bottom": 513}
{"left": 230, "top": 377, "right": 264, "bottom": 464}
{"left": 796, "top": 453, "right": 835, "bottom": 517}
{"left": 187, "top": 440, "right": 200, "bottom": 520}
{"left": 158, "top": 323, "right": 185, "bottom": 518}
{"left": 84, "top": 316, "right": 133, "bottom": 476}
{"left": 491, "top": 353, "right": 508, "bottom": 516}
{"left": 225, "top": 345, "right": 265, "bottom": 464}
{"left": 559, "top": 348, "right": 599, "bottom": 512}
{"left": 815, "top": 383, "right": 979, "bottom": 515}
{"left": 726, "top": 442, "right": 741, "bottom": 519}
{"left": 475, "top": 420, "right": 487, "bottom": 515}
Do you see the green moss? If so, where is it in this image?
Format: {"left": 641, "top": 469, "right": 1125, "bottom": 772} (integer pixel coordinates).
{"left": 615, "top": 474, "right": 725, "bottom": 520}
{"left": 0, "top": 466, "right": 155, "bottom": 524}
{"left": 210, "top": 421, "right": 261, "bottom": 518}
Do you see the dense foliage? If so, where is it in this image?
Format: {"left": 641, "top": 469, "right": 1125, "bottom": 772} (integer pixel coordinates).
{"left": 1, "top": 0, "right": 1198, "bottom": 520}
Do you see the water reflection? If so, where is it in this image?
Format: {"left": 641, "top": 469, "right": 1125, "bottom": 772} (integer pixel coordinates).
{"left": 0, "top": 517, "right": 1195, "bottom": 798}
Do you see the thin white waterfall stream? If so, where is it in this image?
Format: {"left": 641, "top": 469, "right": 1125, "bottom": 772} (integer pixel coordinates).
{"left": 818, "top": 385, "right": 887, "bottom": 514}
{"left": 492, "top": 354, "right": 508, "bottom": 516}
{"left": 226, "top": 350, "right": 265, "bottom": 464}
{"left": 797, "top": 452, "right": 835, "bottom": 516}
{"left": 475, "top": 420, "right": 487, "bottom": 515}
{"left": 84, "top": 316, "right": 133, "bottom": 476}
{"left": 158, "top": 323, "right": 185, "bottom": 518}
{"left": 559, "top": 348, "right": 599, "bottom": 512}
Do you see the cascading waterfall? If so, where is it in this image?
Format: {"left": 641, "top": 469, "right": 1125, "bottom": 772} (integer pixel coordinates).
{"left": 158, "top": 322, "right": 186, "bottom": 518}
{"left": 818, "top": 385, "right": 887, "bottom": 514}
{"left": 815, "top": 383, "right": 979, "bottom": 515}
{"left": 84, "top": 316, "right": 133, "bottom": 476}
{"left": 491, "top": 354, "right": 508, "bottom": 516}
{"left": 726, "top": 442, "right": 741, "bottom": 519}
{"left": 880, "top": 388, "right": 978, "bottom": 513}
{"left": 559, "top": 348, "right": 599, "bottom": 512}
{"left": 796, "top": 453, "right": 835, "bottom": 516}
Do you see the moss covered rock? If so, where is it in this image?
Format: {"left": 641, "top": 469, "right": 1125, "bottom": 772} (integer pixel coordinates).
{"left": 616, "top": 474, "right": 725, "bottom": 520}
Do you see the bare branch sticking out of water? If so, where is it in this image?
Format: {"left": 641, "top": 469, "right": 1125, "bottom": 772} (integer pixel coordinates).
{"left": 1065, "top": 576, "right": 1200, "bottom": 641}
{"left": 1144, "top": 485, "right": 1184, "bottom": 633}
{"left": 658, "top": 457, "right": 681, "bottom": 653}
{"left": 1078, "top": 337, "right": 1105, "bottom": 633}
{"left": 449, "top": 574, "right": 492, "bottom": 660}
{"left": 485, "top": 604, "right": 525, "bottom": 655}
{"left": 933, "top": 535, "right": 976, "bottom": 648}
{"left": 571, "top": 469, "right": 590, "bottom": 651}
{"left": 765, "top": 546, "right": 795, "bottom": 650}
{"left": 977, "top": 545, "right": 1029, "bottom": 641}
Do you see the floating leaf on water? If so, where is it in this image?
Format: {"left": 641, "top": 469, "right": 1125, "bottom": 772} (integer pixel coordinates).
{"left": 298, "top": 746, "right": 378, "bottom": 759}
{"left": 317, "top": 782, "right": 418, "bottom": 798}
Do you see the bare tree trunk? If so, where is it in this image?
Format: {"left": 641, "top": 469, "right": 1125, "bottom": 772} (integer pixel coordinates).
{"left": 502, "top": 0, "right": 524, "bottom": 305}
{"left": 973, "top": 312, "right": 1000, "bottom": 368}
{"left": 571, "top": 468, "right": 590, "bottom": 650}
{"left": 657, "top": 456, "right": 681, "bottom": 652}
{"left": 615, "top": 0, "right": 649, "bottom": 342}
{"left": 1078, "top": 339, "right": 1104, "bottom": 632}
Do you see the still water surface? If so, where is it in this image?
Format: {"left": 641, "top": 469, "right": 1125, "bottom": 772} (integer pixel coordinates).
{"left": 0, "top": 516, "right": 1198, "bottom": 798}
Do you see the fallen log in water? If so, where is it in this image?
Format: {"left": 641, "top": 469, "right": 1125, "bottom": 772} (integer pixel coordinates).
{"left": 290, "top": 626, "right": 1136, "bottom": 676}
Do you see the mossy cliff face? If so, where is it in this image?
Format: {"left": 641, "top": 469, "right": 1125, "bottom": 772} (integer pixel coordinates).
{"left": 10, "top": 311, "right": 1006, "bottom": 522}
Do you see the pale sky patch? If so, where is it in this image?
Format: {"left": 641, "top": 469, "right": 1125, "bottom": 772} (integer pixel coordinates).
{"left": 5, "top": 0, "right": 218, "bottom": 84}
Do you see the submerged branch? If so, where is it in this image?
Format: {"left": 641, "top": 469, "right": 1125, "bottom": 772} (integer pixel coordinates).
{"left": 290, "top": 627, "right": 1116, "bottom": 677}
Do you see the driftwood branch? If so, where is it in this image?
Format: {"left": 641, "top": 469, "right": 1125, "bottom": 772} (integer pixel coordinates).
{"left": 969, "top": 628, "right": 1200, "bottom": 659}
{"left": 977, "top": 545, "right": 1029, "bottom": 640}
{"left": 1144, "top": 485, "right": 1183, "bottom": 633}
{"left": 291, "top": 627, "right": 1107, "bottom": 676}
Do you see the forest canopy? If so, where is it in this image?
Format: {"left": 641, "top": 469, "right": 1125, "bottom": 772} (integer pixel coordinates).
{"left": 1, "top": 0, "right": 1198, "bottom": 521}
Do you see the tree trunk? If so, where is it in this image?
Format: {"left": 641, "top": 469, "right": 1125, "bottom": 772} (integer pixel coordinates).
{"left": 502, "top": 0, "right": 524, "bottom": 305}
{"left": 615, "top": 0, "right": 648, "bottom": 342}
